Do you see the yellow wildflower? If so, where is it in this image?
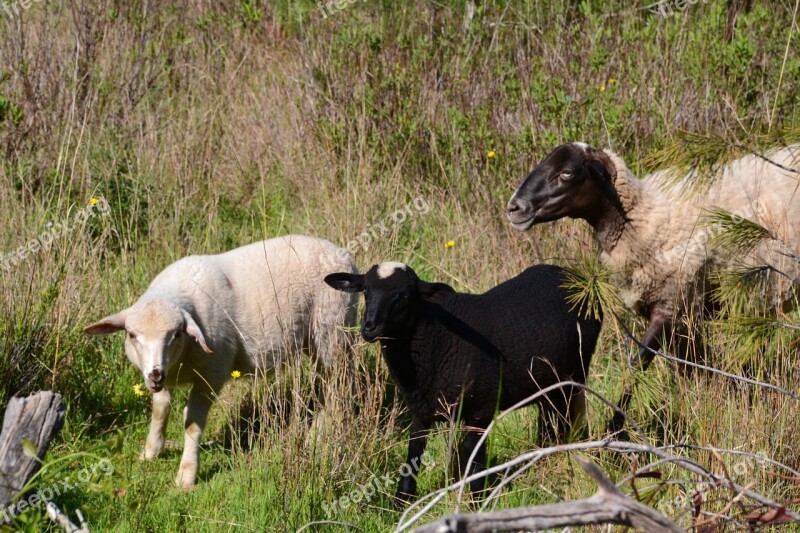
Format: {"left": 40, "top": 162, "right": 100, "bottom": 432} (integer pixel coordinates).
{"left": 133, "top": 383, "right": 146, "bottom": 396}
{"left": 445, "top": 240, "right": 455, "bottom": 248}
{"left": 231, "top": 370, "right": 242, "bottom": 379}
{"left": 599, "top": 85, "right": 606, "bottom": 92}
{"left": 608, "top": 78, "right": 616, "bottom": 85}
{"left": 486, "top": 150, "right": 496, "bottom": 159}
{"left": 90, "top": 197, "right": 99, "bottom": 206}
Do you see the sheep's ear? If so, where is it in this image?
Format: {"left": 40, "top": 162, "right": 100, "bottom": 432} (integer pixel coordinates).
{"left": 181, "top": 309, "right": 213, "bottom": 354}
{"left": 324, "top": 273, "right": 365, "bottom": 293}
{"left": 583, "top": 150, "right": 611, "bottom": 181}
{"left": 418, "top": 281, "right": 456, "bottom": 300}
{"left": 83, "top": 312, "right": 127, "bottom": 335}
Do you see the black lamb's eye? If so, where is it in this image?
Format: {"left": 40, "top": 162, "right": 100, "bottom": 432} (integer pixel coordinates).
{"left": 560, "top": 170, "right": 574, "bottom": 181}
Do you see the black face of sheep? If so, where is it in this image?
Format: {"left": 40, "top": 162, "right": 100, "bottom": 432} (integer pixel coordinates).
{"left": 507, "top": 142, "right": 613, "bottom": 229}
{"left": 324, "top": 261, "right": 454, "bottom": 342}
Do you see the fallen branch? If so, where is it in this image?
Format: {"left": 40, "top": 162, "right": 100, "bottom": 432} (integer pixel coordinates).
{"left": 396, "top": 440, "right": 800, "bottom": 531}
{"left": 612, "top": 311, "right": 800, "bottom": 400}
{"left": 45, "top": 501, "right": 89, "bottom": 533}
{"left": 411, "top": 457, "right": 683, "bottom": 532}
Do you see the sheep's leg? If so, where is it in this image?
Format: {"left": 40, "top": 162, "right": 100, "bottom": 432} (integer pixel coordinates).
{"left": 630, "top": 312, "right": 672, "bottom": 370}
{"left": 459, "top": 429, "right": 490, "bottom": 498}
{"left": 568, "top": 388, "right": 587, "bottom": 432}
{"left": 175, "top": 384, "right": 218, "bottom": 489}
{"left": 608, "top": 313, "right": 671, "bottom": 433}
{"left": 394, "top": 418, "right": 430, "bottom": 507}
{"left": 141, "top": 388, "right": 171, "bottom": 460}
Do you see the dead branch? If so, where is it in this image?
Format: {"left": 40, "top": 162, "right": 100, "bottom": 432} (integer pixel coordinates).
{"left": 411, "top": 457, "right": 683, "bottom": 533}
{"left": 456, "top": 380, "right": 650, "bottom": 504}
{"left": 396, "top": 440, "right": 800, "bottom": 532}
{"left": 45, "top": 501, "right": 89, "bottom": 533}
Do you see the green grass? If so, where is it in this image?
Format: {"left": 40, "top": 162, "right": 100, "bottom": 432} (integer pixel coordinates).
{"left": 1, "top": 0, "right": 799, "bottom": 531}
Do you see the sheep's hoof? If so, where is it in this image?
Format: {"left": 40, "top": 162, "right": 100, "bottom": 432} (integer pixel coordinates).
{"left": 392, "top": 491, "right": 413, "bottom": 509}
{"left": 140, "top": 445, "right": 162, "bottom": 461}
{"left": 175, "top": 463, "right": 197, "bottom": 490}
{"left": 606, "top": 412, "right": 628, "bottom": 435}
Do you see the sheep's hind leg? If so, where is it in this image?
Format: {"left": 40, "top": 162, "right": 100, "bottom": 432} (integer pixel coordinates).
{"left": 459, "top": 429, "right": 491, "bottom": 499}
{"left": 175, "top": 383, "right": 220, "bottom": 489}
{"left": 608, "top": 312, "right": 672, "bottom": 433}
{"left": 141, "top": 388, "right": 171, "bottom": 460}
{"left": 394, "top": 418, "right": 430, "bottom": 507}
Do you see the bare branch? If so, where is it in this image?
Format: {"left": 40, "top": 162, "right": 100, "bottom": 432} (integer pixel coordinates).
{"left": 45, "top": 501, "right": 89, "bottom": 533}
{"left": 612, "top": 311, "right": 800, "bottom": 400}
{"left": 410, "top": 458, "right": 683, "bottom": 533}
{"left": 395, "top": 440, "right": 800, "bottom": 532}
{"left": 455, "top": 380, "right": 650, "bottom": 505}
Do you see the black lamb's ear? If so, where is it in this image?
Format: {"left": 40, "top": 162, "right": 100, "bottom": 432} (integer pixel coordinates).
{"left": 324, "top": 273, "right": 366, "bottom": 293}
{"left": 418, "top": 281, "right": 456, "bottom": 300}
{"left": 583, "top": 149, "right": 611, "bottom": 181}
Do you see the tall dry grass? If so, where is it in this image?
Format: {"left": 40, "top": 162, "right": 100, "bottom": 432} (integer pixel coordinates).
{"left": 0, "top": 0, "right": 798, "bottom": 530}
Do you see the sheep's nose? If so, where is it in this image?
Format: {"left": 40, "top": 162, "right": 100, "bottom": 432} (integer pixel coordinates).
{"left": 361, "top": 321, "right": 380, "bottom": 341}
{"left": 506, "top": 197, "right": 529, "bottom": 215}
{"left": 149, "top": 369, "right": 163, "bottom": 384}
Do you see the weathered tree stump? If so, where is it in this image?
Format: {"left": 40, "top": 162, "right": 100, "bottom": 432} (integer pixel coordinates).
{"left": 0, "top": 391, "right": 66, "bottom": 508}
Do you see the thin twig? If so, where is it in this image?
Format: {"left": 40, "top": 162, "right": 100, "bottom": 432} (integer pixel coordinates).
{"left": 612, "top": 311, "right": 800, "bottom": 400}
{"left": 728, "top": 143, "right": 800, "bottom": 175}
{"left": 296, "top": 520, "right": 363, "bottom": 532}
{"left": 455, "top": 380, "right": 650, "bottom": 505}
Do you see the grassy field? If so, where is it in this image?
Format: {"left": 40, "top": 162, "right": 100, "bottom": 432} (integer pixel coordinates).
{"left": 1, "top": 0, "right": 799, "bottom": 531}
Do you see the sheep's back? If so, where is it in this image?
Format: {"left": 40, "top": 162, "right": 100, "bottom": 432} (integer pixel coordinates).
{"left": 431, "top": 265, "right": 602, "bottom": 409}
{"left": 143, "top": 235, "right": 355, "bottom": 368}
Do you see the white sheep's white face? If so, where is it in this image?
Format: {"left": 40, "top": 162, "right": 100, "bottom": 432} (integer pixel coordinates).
{"left": 124, "top": 301, "right": 185, "bottom": 392}
{"left": 83, "top": 299, "right": 213, "bottom": 394}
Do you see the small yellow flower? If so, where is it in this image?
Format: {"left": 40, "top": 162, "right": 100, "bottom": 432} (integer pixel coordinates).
{"left": 89, "top": 197, "right": 98, "bottom": 206}
{"left": 599, "top": 85, "right": 606, "bottom": 92}
{"left": 486, "top": 150, "right": 496, "bottom": 159}
{"left": 445, "top": 240, "right": 455, "bottom": 248}
{"left": 133, "top": 383, "right": 146, "bottom": 396}
{"left": 231, "top": 370, "right": 242, "bottom": 379}
{"left": 608, "top": 78, "right": 616, "bottom": 85}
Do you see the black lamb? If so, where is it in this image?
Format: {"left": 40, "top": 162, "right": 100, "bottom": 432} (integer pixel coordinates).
{"left": 324, "top": 261, "right": 602, "bottom": 505}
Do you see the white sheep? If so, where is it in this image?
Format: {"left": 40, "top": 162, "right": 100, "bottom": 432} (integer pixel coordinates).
{"left": 507, "top": 143, "right": 799, "bottom": 427}
{"left": 84, "top": 235, "right": 358, "bottom": 488}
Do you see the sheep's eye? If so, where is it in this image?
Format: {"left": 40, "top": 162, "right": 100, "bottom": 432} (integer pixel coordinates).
{"left": 127, "top": 332, "right": 137, "bottom": 341}
{"left": 560, "top": 170, "right": 575, "bottom": 181}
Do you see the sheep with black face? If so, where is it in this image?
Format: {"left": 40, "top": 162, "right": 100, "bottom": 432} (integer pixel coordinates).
{"left": 507, "top": 142, "right": 800, "bottom": 429}
{"left": 325, "top": 262, "right": 602, "bottom": 504}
